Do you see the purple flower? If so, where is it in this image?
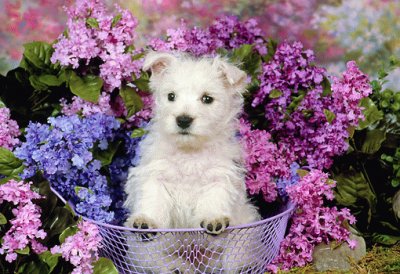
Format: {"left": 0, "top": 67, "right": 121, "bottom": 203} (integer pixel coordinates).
{"left": 51, "top": 0, "right": 141, "bottom": 91}
{"left": 0, "top": 107, "right": 20, "bottom": 150}
{"left": 270, "top": 170, "right": 356, "bottom": 270}
{"left": 15, "top": 114, "right": 120, "bottom": 223}
{"left": 251, "top": 42, "right": 371, "bottom": 169}
{"left": 239, "top": 119, "right": 290, "bottom": 202}
{"left": 0, "top": 180, "right": 47, "bottom": 262}
{"left": 51, "top": 220, "right": 102, "bottom": 274}
{"left": 149, "top": 15, "right": 267, "bottom": 56}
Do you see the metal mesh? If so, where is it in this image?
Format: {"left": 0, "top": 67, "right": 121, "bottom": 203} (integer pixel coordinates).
{"left": 92, "top": 203, "right": 294, "bottom": 274}
{"left": 51, "top": 188, "right": 294, "bottom": 273}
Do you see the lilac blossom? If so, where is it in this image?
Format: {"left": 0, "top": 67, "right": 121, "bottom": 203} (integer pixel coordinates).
{"left": 14, "top": 114, "right": 120, "bottom": 222}
{"left": 0, "top": 107, "right": 20, "bottom": 150}
{"left": 239, "top": 119, "right": 290, "bottom": 202}
{"left": 149, "top": 15, "right": 267, "bottom": 56}
{"left": 252, "top": 42, "right": 371, "bottom": 169}
{"left": 51, "top": 220, "right": 102, "bottom": 274}
{"left": 270, "top": 170, "right": 356, "bottom": 270}
{"left": 51, "top": 0, "right": 142, "bottom": 91}
{"left": 0, "top": 180, "right": 47, "bottom": 262}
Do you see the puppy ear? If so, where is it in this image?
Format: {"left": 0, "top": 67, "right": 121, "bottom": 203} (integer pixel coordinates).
{"left": 213, "top": 57, "right": 247, "bottom": 92}
{"left": 143, "top": 51, "right": 176, "bottom": 76}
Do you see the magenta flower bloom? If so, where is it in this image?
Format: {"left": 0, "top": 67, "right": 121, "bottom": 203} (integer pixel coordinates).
{"left": 252, "top": 42, "right": 372, "bottom": 169}
{"left": 239, "top": 119, "right": 291, "bottom": 202}
{"left": 0, "top": 180, "right": 47, "bottom": 262}
{"left": 270, "top": 170, "right": 356, "bottom": 270}
{"left": 0, "top": 107, "right": 20, "bottom": 150}
{"left": 51, "top": 220, "right": 102, "bottom": 274}
{"left": 51, "top": 0, "right": 141, "bottom": 91}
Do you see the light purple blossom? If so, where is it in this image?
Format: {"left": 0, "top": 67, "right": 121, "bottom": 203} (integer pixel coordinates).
{"left": 51, "top": 0, "right": 141, "bottom": 91}
{"left": 0, "top": 180, "right": 47, "bottom": 262}
{"left": 51, "top": 220, "right": 102, "bottom": 274}
{"left": 269, "top": 170, "right": 356, "bottom": 270}
{"left": 239, "top": 119, "right": 290, "bottom": 202}
{"left": 0, "top": 107, "right": 20, "bottom": 150}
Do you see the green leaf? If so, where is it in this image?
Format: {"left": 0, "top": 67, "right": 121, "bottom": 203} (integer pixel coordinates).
{"left": 357, "top": 97, "right": 384, "bottom": 130}
{"left": 323, "top": 109, "right": 336, "bottom": 123}
{"left": 372, "top": 233, "right": 400, "bottom": 245}
{"left": 38, "top": 251, "right": 60, "bottom": 273}
{"left": 111, "top": 14, "right": 122, "bottom": 28}
{"left": 86, "top": 17, "right": 99, "bottom": 29}
{"left": 0, "top": 147, "right": 24, "bottom": 178}
{"left": 16, "top": 246, "right": 30, "bottom": 255}
{"left": 0, "top": 212, "right": 7, "bottom": 225}
{"left": 296, "top": 169, "right": 309, "bottom": 178}
{"left": 74, "top": 186, "right": 92, "bottom": 196}
{"left": 378, "top": 68, "right": 388, "bottom": 80}
{"left": 29, "top": 75, "right": 48, "bottom": 91}
{"left": 93, "top": 257, "right": 119, "bottom": 274}
{"left": 269, "top": 89, "right": 282, "bottom": 99}
{"left": 361, "top": 129, "right": 386, "bottom": 154}
{"left": 230, "top": 44, "right": 253, "bottom": 63}
{"left": 18, "top": 260, "right": 49, "bottom": 274}
{"left": 333, "top": 166, "right": 377, "bottom": 223}
{"left": 23, "top": 42, "right": 53, "bottom": 70}
{"left": 131, "top": 51, "right": 145, "bottom": 60}
{"left": 321, "top": 77, "right": 332, "bottom": 96}
{"left": 132, "top": 78, "right": 150, "bottom": 92}
{"left": 0, "top": 99, "right": 6, "bottom": 108}
{"left": 69, "top": 71, "right": 103, "bottom": 103}
{"left": 131, "top": 128, "right": 147, "bottom": 138}
{"left": 370, "top": 80, "right": 382, "bottom": 93}
{"left": 119, "top": 86, "right": 143, "bottom": 117}
{"left": 43, "top": 207, "right": 75, "bottom": 239}
{"left": 92, "top": 140, "right": 122, "bottom": 166}
{"left": 38, "top": 74, "right": 63, "bottom": 87}
{"left": 59, "top": 225, "right": 78, "bottom": 244}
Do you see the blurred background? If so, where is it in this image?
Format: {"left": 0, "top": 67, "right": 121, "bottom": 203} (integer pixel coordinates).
{"left": 1, "top": 0, "right": 399, "bottom": 85}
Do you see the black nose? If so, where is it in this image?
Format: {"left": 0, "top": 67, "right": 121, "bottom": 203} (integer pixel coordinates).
{"left": 176, "top": 115, "right": 194, "bottom": 129}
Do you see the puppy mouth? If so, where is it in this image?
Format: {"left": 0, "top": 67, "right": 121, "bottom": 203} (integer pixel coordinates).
{"left": 178, "top": 131, "right": 191, "bottom": 136}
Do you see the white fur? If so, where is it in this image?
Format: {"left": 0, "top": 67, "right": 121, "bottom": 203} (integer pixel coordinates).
{"left": 124, "top": 51, "right": 260, "bottom": 273}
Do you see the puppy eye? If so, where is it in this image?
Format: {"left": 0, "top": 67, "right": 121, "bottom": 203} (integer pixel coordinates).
{"left": 168, "top": 92, "right": 176, "bottom": 102}
{"left": 201, "top": 94, "right": 214, "bottom": 104}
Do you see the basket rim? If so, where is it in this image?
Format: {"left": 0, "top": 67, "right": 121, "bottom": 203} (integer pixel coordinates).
{"left": 51, "top": 187, "right": 296, "bottom": 233}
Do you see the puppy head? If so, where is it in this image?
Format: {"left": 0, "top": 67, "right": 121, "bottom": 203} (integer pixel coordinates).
{"left": 143, "top": 51, "right": 247, "bottom": 149}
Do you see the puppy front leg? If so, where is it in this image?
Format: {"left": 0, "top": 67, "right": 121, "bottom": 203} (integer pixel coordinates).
{"left": 194, "top": 183, "right": 233, "bottom": 235}
{"left": 126, "top": 179, "right": 173, "bottom": 230}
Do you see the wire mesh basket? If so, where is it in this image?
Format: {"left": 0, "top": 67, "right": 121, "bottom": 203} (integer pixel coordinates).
{"left": 52, "top": 189, "right": 295, "bottom": 273}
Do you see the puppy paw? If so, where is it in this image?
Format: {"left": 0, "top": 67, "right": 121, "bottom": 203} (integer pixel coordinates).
{"left": 129, "top": 215, "right": 158, "bottom": 241}
{"left": 200, "top": 217, "right": 230, "bottom": 235}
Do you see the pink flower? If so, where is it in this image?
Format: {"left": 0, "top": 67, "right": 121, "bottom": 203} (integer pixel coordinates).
{"left": 0, "top": 107, "right": 20, "bottom": 150}
{"left": 239, "top": 119, "right": 290, "bottom": 202}
{"left": 270, "top": 170, "right": 356, "bottom": 270}
{"left": 0, "top": 180, "right": 47, "bottom": 262}
{"left": 51, "top": 220, "right": 102, "bottom": 274}
{"left": 51, "top": 0, "right": 141, "bottom": 91}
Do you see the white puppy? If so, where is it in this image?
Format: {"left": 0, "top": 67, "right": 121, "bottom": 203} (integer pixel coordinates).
{"left": 124, "top": 51, "right": 260, "bottom": 273}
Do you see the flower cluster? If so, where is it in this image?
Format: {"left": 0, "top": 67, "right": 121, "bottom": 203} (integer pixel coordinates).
{"left": 0, "top": 107, "right": 20, "bottom": 150}
{"left": 15, "top": 114, "right": 120, "bottom": 222}
{"left": 51, "top": 0, "right": 142, "bottom": 91}
{"left": 61, "top": 91, "right": 153, "bottom": 128}
{"left": 275, "top": 162, "right": 301, "bottom": 200}
{"left": 270, "top": 170, "right": 356, "bottom": 270}
{"left": 149, "top": 15, "right": 267, "bottom": 56}
{"left": 239, "top": 119, "right": 290, "bottom": 202}
{"left": 60, "top": 92, "right": 114, "bottom": 117}
{"left": 0, "top": 180, "right": 47, "bottom": 262}
{"left": 51, "top": 220, "right": 102, "bottom": 274}
{"left": 251, "top": 42, "right": 371, "bottom": 169}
